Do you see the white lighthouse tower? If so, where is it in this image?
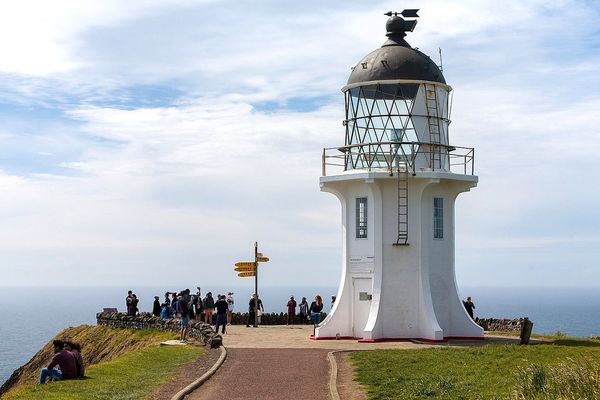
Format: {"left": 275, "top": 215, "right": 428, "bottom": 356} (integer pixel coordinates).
{"left": 315, "top": 10, "right": 483, "bottom": 342}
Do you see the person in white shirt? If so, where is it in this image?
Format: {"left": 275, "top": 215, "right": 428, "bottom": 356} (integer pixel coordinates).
{"left": 226, "top": 292, "right": 235, "bottom": 325}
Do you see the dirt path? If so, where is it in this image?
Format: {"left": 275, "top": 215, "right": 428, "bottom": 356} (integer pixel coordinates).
{"left": 186, "top": 348, "right": 332, "bottom": 400}
{"left": 335, "top": 352, "right": 368, "bottom": 400}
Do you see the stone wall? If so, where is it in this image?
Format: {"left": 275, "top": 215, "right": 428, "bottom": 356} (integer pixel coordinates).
{"left": 474, "top": 318, "right": 525, "bottom": 332}
{"left": 230, "top": 312, "right": 326, "bottom": 325}
{"left": 96, "top": 312, "right": 221, "bottom": 346}
{"left": 98, "top": 312, "right": 517, "bottom": 336}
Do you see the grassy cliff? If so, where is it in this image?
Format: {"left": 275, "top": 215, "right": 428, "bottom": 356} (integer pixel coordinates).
{"left": 0, "top": 325, "right": 202, "bottom": 399}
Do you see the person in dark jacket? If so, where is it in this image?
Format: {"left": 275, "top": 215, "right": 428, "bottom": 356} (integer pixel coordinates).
{"left": 463, "top": 296, "right": 475, "bottom": 319}
{"left": 214, "top": 295, "right": 229, "bottom": 334}
{"left": 310, "top": 295, "right": 324, "bottom": 325}
{"left": 39, "top": 340, "right": 78, "bottom": 384}
{"left": 152, "top": 296, "right": 161, "bottom": 316}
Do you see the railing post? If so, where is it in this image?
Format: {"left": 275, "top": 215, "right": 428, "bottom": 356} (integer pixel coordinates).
{"left": 322, "top": 149, "right": 326, "bottom": 176}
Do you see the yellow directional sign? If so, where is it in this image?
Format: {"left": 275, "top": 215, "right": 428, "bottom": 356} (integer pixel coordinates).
{"left": 235, "top": 265, "right": 256, "bottom": 272}
{"left": 238, "top": 272, "right": 256, "bottom": 278}
{"left": 256, "top": 257, "right": 269, "bottom": 262}
{"left": 235, "top": 262, "right": 255, "bottom": 268}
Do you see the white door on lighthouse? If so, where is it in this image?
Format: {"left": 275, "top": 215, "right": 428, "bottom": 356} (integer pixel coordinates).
{"left": 352, "top": 278, "right": 372, "bottom": 338}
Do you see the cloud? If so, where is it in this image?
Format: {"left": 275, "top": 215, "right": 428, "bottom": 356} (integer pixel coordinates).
{"left": 1, "top": 0, "right": 599, "bottom": 286}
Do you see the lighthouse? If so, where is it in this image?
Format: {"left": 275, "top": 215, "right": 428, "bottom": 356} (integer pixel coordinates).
{"left": 315, "top": 10, "right": 483, "bottom": 342}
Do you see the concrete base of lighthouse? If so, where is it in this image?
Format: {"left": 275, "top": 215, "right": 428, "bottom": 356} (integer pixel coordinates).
{"left": 314, "top": 171, "right": 484, "bottom": 342}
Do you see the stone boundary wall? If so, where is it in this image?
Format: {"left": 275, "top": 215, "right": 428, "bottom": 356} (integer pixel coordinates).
{"left": 97, "top": 312, "right": 518, "bottom": 335}
{"left": 96, "top": 312, "right": 221, "bottom": 346}
{"left": 474, "top": 318, "right": 525, "bottom": 332}
{"left": 230, "top": 312, "right": 326, "bottom": 325}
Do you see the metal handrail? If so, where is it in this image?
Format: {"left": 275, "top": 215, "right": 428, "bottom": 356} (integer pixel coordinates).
{"left": 322, "top": 141, "right": 475, "bottom": 177}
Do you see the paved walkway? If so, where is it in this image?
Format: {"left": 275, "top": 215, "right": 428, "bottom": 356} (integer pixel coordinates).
{"left": 187, "top": 348, "right": 331, "bottom": 400}
{"left": 184, "top": 325, "right": 522, "bottom": 400}
{"left": 216, "top": 324, "right": 431, "bottom": 350}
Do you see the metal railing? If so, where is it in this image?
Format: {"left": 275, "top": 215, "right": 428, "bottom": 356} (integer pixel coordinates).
{"left": 322, "top": 141, "right": 474, "bottom": 177}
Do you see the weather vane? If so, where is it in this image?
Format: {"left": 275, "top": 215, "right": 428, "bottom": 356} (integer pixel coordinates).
{"left": 384, "top": 9, "right": 420, "bottom": 33}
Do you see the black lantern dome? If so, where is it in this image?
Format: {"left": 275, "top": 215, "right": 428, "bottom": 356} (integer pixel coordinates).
{"left": 347, "top": 11, "right": 445, "bottom": 85}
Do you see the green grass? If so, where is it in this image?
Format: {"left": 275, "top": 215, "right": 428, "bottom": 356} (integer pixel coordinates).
{"left": 351, "top": 339, "right": 600, "bottom": 400}
{"left": 5, "top": 325, "right": 183, "bottom": 390}
{"left": 5, "top": 344, "right": 203, "bottom": 400}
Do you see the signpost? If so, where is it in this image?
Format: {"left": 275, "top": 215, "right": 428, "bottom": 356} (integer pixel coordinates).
{"left": 234, "top": 242, "right": 270, "bottom": 327}
{"left": 235, "top": 266, "right": 256, "bottom": 273}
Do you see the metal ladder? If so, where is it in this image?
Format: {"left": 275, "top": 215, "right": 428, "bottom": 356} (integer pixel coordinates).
{"left": 394, "top": 165, "right": 409, "bottom": 246}
{"left": 424, "top": 83, "right": 442, "bottom": 170}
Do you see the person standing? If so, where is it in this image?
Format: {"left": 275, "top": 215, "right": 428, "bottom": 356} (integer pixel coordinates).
{"left": 177, "top": 291, "right": 190, "bottom": 342}
{"left": 214, "top": 295, "right": 229, "bottom": 334}
{"left": 126, "top": 290, "right": 133, "bottom": 316}
{"left": 299, "top": 297, "right": 309, "bottom": 324}
{"left": 152, "top": 296, "right": 161, "bottom": 317}
{"left": 226, "top": 292, "right": 235, "bottom": 325}
{"left": 256, "top": 297, "right": 264, "bottom": 325}
{"left": 39, "top": 340, "right": 78, "bottom": 384}
{"left": 310, "top": 295, "right": 324, "bottom": 325}
{"left": 171, "top": 293, "right": 180, "bottom": 318}
{"left": 246, "top": 294, "right": 263, "bottom": 327}
{"left": 203, "top": 292, "right": 215, "bottom": 324}
{"left": 286, "top": 296, "right": 297, "bottom": 325}
{"left": 194, "top": 288, "right": 203, "bottom": 320}
{"left": 246, "top": 295, "right": 255, "bottom": 327}
{"left": 131, "top": 294, "right": 139, "bottom": 316}
{"left": 463, "top": 296, "right": 476, "bottom": 319}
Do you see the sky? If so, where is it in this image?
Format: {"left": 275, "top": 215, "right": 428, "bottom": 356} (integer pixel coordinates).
{"left": 0, "top": 0, "right": 599, "bottom": 289}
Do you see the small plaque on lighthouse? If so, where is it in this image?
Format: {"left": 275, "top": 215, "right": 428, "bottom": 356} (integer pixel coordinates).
{"left": 349, "top": 255, "right": 374, "bottom": 274}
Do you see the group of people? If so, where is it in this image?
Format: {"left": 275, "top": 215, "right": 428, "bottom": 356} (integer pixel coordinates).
{"left": 126, "top": 289, "right": 334, "bottom": 340}
{"left": 285, "top": 295, "right": 327, "bottom": 325}
{"left": 148, "top": 289, "right": 235, "bottom": 326}
{"left": 125, "top": 290, "right": 139, "bottom": 317}
{"left": 39, "top": 339, "right": 84, "bottom": 384}
{"left": 128, "top": 288, "right": 236, "bottom": 341}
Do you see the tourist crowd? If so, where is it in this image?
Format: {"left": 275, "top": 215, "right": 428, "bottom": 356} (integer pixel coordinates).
{"left": 125, "top": 289, "right": 332, "bottom": 341}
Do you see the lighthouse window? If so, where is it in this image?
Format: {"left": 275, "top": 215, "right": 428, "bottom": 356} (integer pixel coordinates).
{"left": 356, "top": 197, "right": 368, "bottom": 238}
{"left": 433, "top": 197, "right": 444, "bottom": 239}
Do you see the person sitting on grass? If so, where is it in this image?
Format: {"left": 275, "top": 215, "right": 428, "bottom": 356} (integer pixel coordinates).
{"left": 39, "top": 340, "right": 77, "bottom": 384}
{"left": 64, "top": 339, "right": 85, "bottom": 378}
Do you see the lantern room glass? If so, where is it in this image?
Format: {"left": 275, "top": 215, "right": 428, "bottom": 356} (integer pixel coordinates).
{"left": 343, "top": 82, "right": 451, "bottom": 172}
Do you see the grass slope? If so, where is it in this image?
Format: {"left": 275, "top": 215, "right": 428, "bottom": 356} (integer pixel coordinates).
{"left": 5, "top": 344, "right": 203, "bottom": 400}
{"left": 351, "top": 339, "right": 600, "bottom": 400}
{"left": 1, "top": 326, "right": 188, "bottom": 395}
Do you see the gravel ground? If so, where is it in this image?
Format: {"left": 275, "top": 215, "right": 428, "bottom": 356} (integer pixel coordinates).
{"left": 186, "top": 348, "right": 332, "bottom": 400}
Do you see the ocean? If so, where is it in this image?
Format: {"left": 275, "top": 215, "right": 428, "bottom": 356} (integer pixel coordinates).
{"left": 1, "top": 285, "right": 600, "bottom": 387}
